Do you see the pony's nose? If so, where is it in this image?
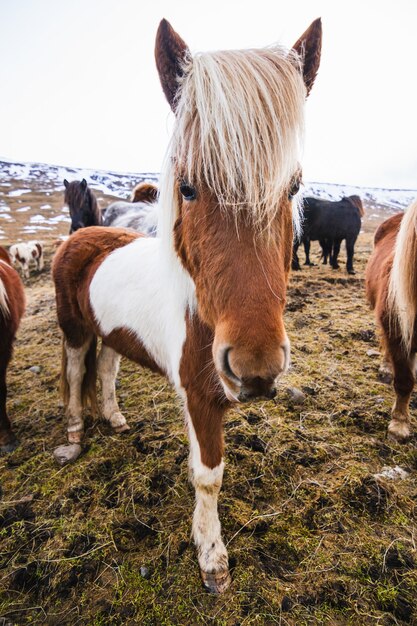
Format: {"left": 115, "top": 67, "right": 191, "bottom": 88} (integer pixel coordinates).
{"left": 220, "top": 343, "right": 288, "bottom": 401}
{"left": 238, "top": 379, "right": 277, "bottom": 402}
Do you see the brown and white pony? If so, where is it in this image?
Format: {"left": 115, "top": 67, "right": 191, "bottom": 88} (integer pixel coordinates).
{"left": 9, "top": 241, "right": 44, "bottom": 278}
{"left": 366, "top": 199, "right": 417, "bottom": 442}
{"left": 63, "top": 178, "right": 102, "bottom": 233}
{"left": 0, "top": 247, "right": 25, "bottom": 454}
{"left": 52, "top": 18, "right": 322, "bottom": 592}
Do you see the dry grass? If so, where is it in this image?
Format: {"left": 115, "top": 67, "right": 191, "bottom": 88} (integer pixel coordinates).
{"left": 0, "top": 224, "right": 417, "bottom": 625}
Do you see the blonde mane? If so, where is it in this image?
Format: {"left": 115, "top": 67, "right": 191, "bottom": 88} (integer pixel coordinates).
{"left": 388, "top": 199, "right": 417, "bottom": 354}
{"left": 158, "top": 45, "right": 306, "bottom": 239}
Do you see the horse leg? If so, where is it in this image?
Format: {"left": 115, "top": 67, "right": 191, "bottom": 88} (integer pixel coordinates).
{"left": 97, "top": 344, "right": 129, "bottom": 433}
{"left": 291, "top": 241, "right": 301, "bottom": 271}
{"left": 346, "top": 237, "right": 356, "bottom": 274}
{"left": 387, "top": 341, "right": 414, "bottom": 442}
{"left": 331, "top": 239, "right": 341, "bottom": 269}
{"left": 186, "top": 400, "right": 230, "bottom": 593}
{"left": 320, "top": 239, "right": 328, "bottom": 264}
{"left": 0, "top": 351, "right": 18, "bottom": 455}
{"left": 303, "top": 238, "right": 313, "bottom": 265}
{"left": 65, "top": 339, "right": 92, "bottom": 443}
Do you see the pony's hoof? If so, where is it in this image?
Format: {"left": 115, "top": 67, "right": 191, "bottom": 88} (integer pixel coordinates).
{"left": 200, "top": 568, "right": 231, "bottom": 594}
{"left": 348, "top": 270, "right": 356, "bottom": 275}
{"left": 113, "top": 423, "right": 130, "bottom": 434}
{"left": 53, "top": 443, "right": 82, "bottom": 466}
{"left": 387, "top": 420, "right": 411, "bottom": 443}
{"left": 68, "top": 430, "right": 83, "bottom": 444}
{"left": 378, "top": 367, "right": 393, "bottom": 385}
{"left": 0, "top": 437, "right": 19, "bottom": 456}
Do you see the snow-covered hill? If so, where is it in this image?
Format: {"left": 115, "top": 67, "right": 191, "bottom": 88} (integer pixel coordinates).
{"left": 0, "top": 157, "right": 416, "bottom": 242}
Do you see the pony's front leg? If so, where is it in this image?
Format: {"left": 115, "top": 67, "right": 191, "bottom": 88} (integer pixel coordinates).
{"left": 388, "top": 346, "right": 415, "bottom": 442}
{"left": 97, "top": 344, "right": 129, "bottom": 433}
{"left": 186, "top": 405, "right": 230, "bottom": 593}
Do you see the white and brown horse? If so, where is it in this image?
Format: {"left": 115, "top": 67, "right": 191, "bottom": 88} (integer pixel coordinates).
{"left": 9, "top": 241, "right": 44, "bottom": 278}
{"left": 366, "top": 199, "right": 417, "bottom": 442}
{"left": 0, "top": 247, "right": 25, "bottom": 454}
{"left": 52, "top": 18, "right": 322, "bottom": 592}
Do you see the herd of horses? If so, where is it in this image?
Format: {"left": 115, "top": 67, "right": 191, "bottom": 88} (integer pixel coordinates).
{"left": 1, "top": 18, "right": 416, "bottom": 593}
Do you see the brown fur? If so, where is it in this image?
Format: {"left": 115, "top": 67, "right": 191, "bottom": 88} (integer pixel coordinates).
{"left": 130, "top": 182, "right": 158, "bottom": 204}
{"left": 155, "top": 19, "right": 189, "bottom": 110}
{"left": 53, "top": 227, "right": 150, "bottom": 412}
{"left": 292, "top": 18, "right": 322, "bottom": 96}
{"left": 346, "top": 195, "right": 365, "bottom": 217}
{"left": 365, "top": 212, "right": 415, "bottom": 441}
{"left": 53, "top": 17, "right": 322, "bottom": 589}
{"left": 0, "top": 254, "right": 25, "bottom": 449}
{"left": 174, "top": 185, "right": 293, "bottom": 405}
{"left": 180, "top": 313, "right": 229, "bottom": 468}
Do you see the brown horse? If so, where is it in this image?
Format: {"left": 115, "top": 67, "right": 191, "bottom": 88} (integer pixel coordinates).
{"left": 0, "top": 247, "right": 25, "bottom": 454}
{"left": 52, "top": 18, "right": 322, "bottom": 592}
{"left": 366, "top": 199, "right": 417, "bottom": 442}
{"left": 63, "top": 178, "right": 102, "bottom": 233}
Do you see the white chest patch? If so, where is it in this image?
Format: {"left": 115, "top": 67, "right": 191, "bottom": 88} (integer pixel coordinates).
{"left": 89, "top": 237, "right": 195, "bottom": 387}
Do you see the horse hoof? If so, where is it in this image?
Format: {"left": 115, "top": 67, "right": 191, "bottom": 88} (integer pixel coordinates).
{"left": 387, "top": 421, "right": 411, "bottom": 443}
{"left": 68, "top": 430, "right": 83, "bottom": 444}
{"left": 348, "top": 270, "right": 356, "bottom": 275}
{"left": 200, "top": 568, "right": 231, "bottom": 594}
{"left": 114, "top": 423, "right": 130, "bottom": 434}
{"left": 378, "top": 369, "right": 393, "bottom": 385}
{"left": 53, "top": 443, "right": 82, "bottom": 466}
{"left": 0, "top": 438, "right": 19, "bottom": 456}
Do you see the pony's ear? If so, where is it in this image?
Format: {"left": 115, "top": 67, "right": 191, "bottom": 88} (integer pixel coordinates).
{"left": 155, "top": 18, "right": 190, "bottom": 111}
{"left": 292, "top": 18, "right": 322, "bottom": 97}
{"left": 81, "top": 178, "right": 87, "bottom": 189}
{"left": 64, "top": 179, "right": 69, "bottom": 189}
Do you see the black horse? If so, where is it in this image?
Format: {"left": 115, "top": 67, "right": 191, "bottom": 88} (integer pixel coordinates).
{"left": 64, "top": 179, "right": 102, "bottom": 234}
{"left": 293, "top": 195, "right": 364, "bottom": 274}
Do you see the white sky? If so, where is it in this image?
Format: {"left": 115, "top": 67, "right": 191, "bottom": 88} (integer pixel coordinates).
{"left": 1, "top": 0, "right": 416, "bottom": 188}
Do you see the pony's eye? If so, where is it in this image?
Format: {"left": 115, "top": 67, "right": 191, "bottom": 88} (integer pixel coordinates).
{"left": 179, "top": 183, "right": 197, "bottom": 201}
{"left": 288, "top": 179, "right": 301, "bottom": 200}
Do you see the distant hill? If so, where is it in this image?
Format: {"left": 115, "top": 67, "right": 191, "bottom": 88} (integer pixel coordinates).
{"left": 0, "top": 158, "right": 416, "bottom": 242}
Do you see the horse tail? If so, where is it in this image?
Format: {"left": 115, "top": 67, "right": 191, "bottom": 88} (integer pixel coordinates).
{"left": 60, "top": 336, "right": 98, "bottom": 414}
{"left": 388, "top": 198, "right": 417, "bottom": 354}
{"left": 0, "top": 277, "right": 10, "bottom": 317}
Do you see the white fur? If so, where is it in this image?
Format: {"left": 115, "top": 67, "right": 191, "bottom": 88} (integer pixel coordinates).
{"left": 9, "top": 243, "right": 30, "bottom": 278}
{"left": 186, "top": 412, "right": 228, "bottom": 574}
{"left": 90, "top": 236, "right": 196, "bottom": 388}
{"left": 0, "top": 274, "right": 10, "bottom": 317}
{"left": 9, "top": 241, "right": 43, "bottom": 277}
{"left": 27, "top": 241, "right": 44, "bottom": 271}
{"left": 65, "top": 342, "right": 90, "bottom": 440}
{"left": 97, "top": 344, "right": 128, "bottom": 429}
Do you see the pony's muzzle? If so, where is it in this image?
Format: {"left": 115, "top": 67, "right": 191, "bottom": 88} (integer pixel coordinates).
{"left": 217, "top": 339, "right": 289, "bottom": 403}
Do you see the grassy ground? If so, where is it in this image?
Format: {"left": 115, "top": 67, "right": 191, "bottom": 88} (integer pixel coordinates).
{"left": 1, "top": 233, "right": 417, "bottom": 625}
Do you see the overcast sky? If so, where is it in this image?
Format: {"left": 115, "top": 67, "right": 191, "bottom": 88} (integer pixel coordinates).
{"left": 1, "top": 0, "right": 416, "bottom": 189}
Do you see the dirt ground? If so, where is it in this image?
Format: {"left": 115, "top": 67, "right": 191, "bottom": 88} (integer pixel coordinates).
{"left": 1, "top": 226, "right": 417, "bottom": 625}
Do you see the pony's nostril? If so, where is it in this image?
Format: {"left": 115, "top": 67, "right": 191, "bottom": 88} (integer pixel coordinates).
{"left": 267, "top": 387, "right": 277, "bottom": 400}
{"left": 222, "top": 347, "right": 240, "bottom": 383}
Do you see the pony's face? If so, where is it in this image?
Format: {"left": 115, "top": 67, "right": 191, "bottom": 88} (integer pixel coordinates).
{"left": 174, "top": 181, "right": 301, "bottom": 402}
{"left": 64, "top": 179, "right": 89, "bottom": 233}
{"left": 156, "top": 19, "right": 321, "bottom": 402}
